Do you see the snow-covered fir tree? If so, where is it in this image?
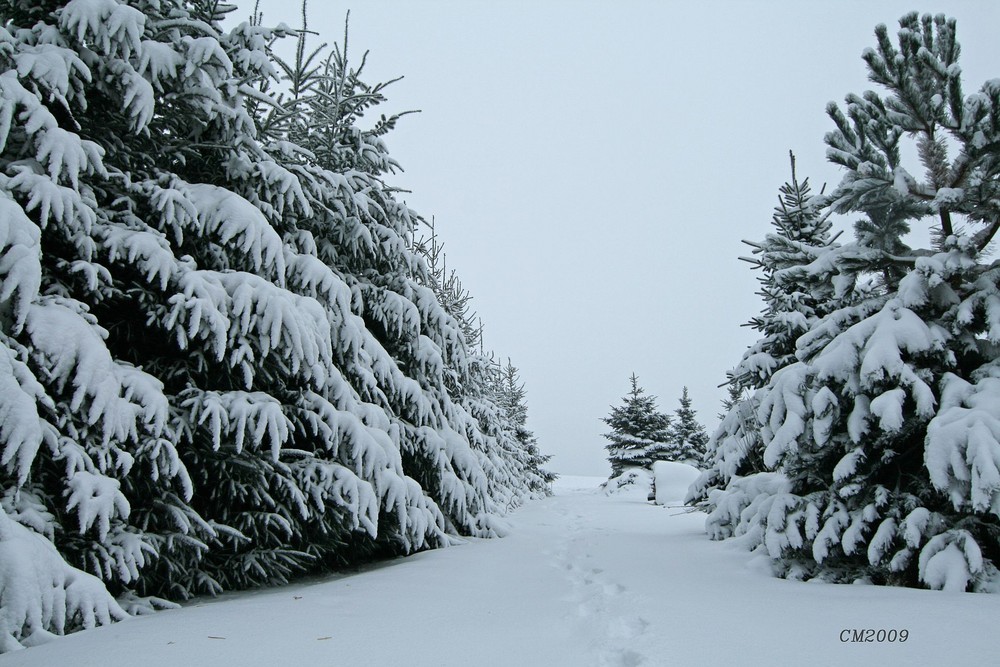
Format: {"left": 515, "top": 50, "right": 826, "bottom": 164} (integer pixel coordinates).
{"left": 692, "top": 13, "right": 1000, "bottom": 592}
{"left": 655, "top": 387, "right": 708, "bottom": 466}
{"left": 734, "top": 152, "right": 837, "bottom": 390}
{"left": 254, "top": 12, "right": 543, "bottom": 547}
{"left": 689, "top": 154, "right": 834, "bottom": 503}
{"left": 412, "top": 218, "right": 553, "bottom": 505}
{"left": 0, "top": 1, "right": 545, "bottom": 650}
{"left": 603, "top": 374, "right": 671, "bottom": 476}
{"left": 718, "top": 383, "right": 743, "bottom": 421}
{"left": 495, "top": 360, "right": 556, "bottom": 492}
{"left": 414, "top": 217, "right": 484, "bottom": 351}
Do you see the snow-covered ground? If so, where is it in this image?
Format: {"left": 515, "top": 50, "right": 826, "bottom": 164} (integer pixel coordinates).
{"left": 6, "top": 476, "right": 998, "bottom": 666}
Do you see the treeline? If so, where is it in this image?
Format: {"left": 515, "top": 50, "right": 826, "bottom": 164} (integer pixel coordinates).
{"left": 0, "top": 0, "right": 550, "bottom": 650}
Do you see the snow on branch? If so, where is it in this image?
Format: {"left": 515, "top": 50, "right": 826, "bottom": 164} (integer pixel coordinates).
{"left": 0, "top": 342, "right": 52, "bottom": 486}
{"left": 926, "top": 368, "right": 1000, "bottom": 516}
{"left": 184, "top": 183, "right": 287, "bottom": 280}
{"left": 34, "top": 127, "right": 106, "bottom": 189}
{"left": 0, "top": 71, "right": 57, "bottom": 151}
{"left": 220, "top": 271, "right": 333, "bottom": 384}
{"left": 12, "top": 42, "right": 91, "bottom": 110}
{"left": 24, "top": 301, "right": 169, "bottom": 446}
{"left": 918, "top": 530, "right": 987, "bottom": 592}
{"left": 59, "top": 0, "right": 146, "bottom": 61}
{"left": 65, "top": 471, "right": 130, "bottom": 541}
{"left": 5, "top": 167, "right": 97, "bottom": 231}
{"left": 184, "top": 389, "right": 292, "bottom": 461}
{"left": 0, "top": 505, "right": 127, "bottom": 652}
{"left": 136, "top": 39, "right": 183, "bottom": 90}
{"left": 812, "top": 299, "right": 942, "bottom": 416}
{"left": 100, "top": 224, "right": 176, "bottom": 291}
{"left": 0, "top": 195, "right": 42, "bottom": 333}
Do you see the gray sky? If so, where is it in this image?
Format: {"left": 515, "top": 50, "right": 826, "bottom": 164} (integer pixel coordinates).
{"left": 235, "top": 1, "right": 1000, "bottom": 476}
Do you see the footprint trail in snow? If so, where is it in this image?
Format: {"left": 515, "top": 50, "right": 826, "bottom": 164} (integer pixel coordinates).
{"left": 550, "top": 502, "right": 652, "bottom": 666}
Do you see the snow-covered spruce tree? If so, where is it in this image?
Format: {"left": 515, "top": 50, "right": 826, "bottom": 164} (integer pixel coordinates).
{"left": 414, "top": 217, "right": 484, "bottom": 351}
{"left": 255, "top": 15, "right": 546, "bottom": 544}
{"left": 735, "top": 152, "right": 837, "bottom": 389}
{"left": 413, "top": 220, "right": 552, "bottom": 505}
{"left": 688, "top": 154, "right": 835, "bottom": 503}
{"left": 655, "top": 387, "right": 708, "bottom": 466}
{"left": 161, "top": 14, "right": 455, "bottom": 588}
{"left": 494, "top": 359, "right": 556, "bottom": 493}
{"left": 0, "top": 0, "right": 271, "bottom": 646}
{"left": 695, "top": 13, "right": 1000, "bottom": 592}
{"left": 603, "top": 374, "right": 671, "bottom": 477}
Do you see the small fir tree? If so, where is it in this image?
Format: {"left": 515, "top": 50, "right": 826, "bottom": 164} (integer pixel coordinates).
{"left": 495, "top": 360, "right": 556, "bottom": 492}
{"left": 656, "top": 387, "right": 708, "bottom": 466}
{"left": 734, "top": 151, "right": 836, "bottom": 391}
{"left": 603, "top": 374, "right": 671, "bottom": 477}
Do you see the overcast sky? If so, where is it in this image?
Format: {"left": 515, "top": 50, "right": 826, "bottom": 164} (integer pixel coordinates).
{"left": 234, "top": 1, "right": 1000, "bottom": 476}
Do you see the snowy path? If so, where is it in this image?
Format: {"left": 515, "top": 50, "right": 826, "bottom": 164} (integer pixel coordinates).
{"left": 6, "top": 477, "right": 999, "bottom": 666}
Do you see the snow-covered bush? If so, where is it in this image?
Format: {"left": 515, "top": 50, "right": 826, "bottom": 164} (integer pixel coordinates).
{"left": 693, "top": 14, "right": 1000, "bottom": 592}
{"left": 602, "top": 468, "right": 654, "bottom": 500}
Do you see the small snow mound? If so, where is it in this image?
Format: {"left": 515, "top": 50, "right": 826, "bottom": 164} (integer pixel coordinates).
{"left": 651, "top": 461, "right": 701, "bottom": 505}
{"left": 602, "top": 468, "right": 653, "bottom": 499}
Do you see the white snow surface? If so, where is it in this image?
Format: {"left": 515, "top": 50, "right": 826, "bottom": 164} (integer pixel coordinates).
{"left": 5, "top": 476, "right": 997, "bottom": 666}
{"left": 651, "top": 461, "right": 701, "bottom": 505}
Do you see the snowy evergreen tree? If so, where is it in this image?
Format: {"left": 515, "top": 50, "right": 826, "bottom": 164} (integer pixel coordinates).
{"left": 694, "top": 13, "right": 1000, "bottom": 592}
{"left": 409, "top": 215, "right": 553, "bottom": 509}
{"left": 414, "top": 217, "right": 484, "bottom": 353}
{"left": 735, "top": 152, "right": 836, "bottom": 391}
{"left": 0, "top": 0, "right": 277, "bottom": 643}
{"left": 0, "top": 1, "right": 544, "bottom": 649}
{"left": 603, "top": 374, "right": 671, "bottom": 477}
{"left": 656, "top": 387, "right": 708, "bottom": 466}
{"left": 689, "top": 155, "right": 834, "bottom": 503}
{"left": 495, "top": 360, "right": 556, "bottom": 492}
{"left": 718, "top": 382, "right": 743, "bottom": 421}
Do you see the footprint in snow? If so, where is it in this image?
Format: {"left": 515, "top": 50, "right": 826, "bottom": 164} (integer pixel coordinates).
{"left": 608, "top": 615, "right": 649, "bottom": 640}
{"left": 603, "top": 582, "right": 625, "bottom": 596}
{"left": 599, "top": 648, "right": 645, "bottom": 667}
